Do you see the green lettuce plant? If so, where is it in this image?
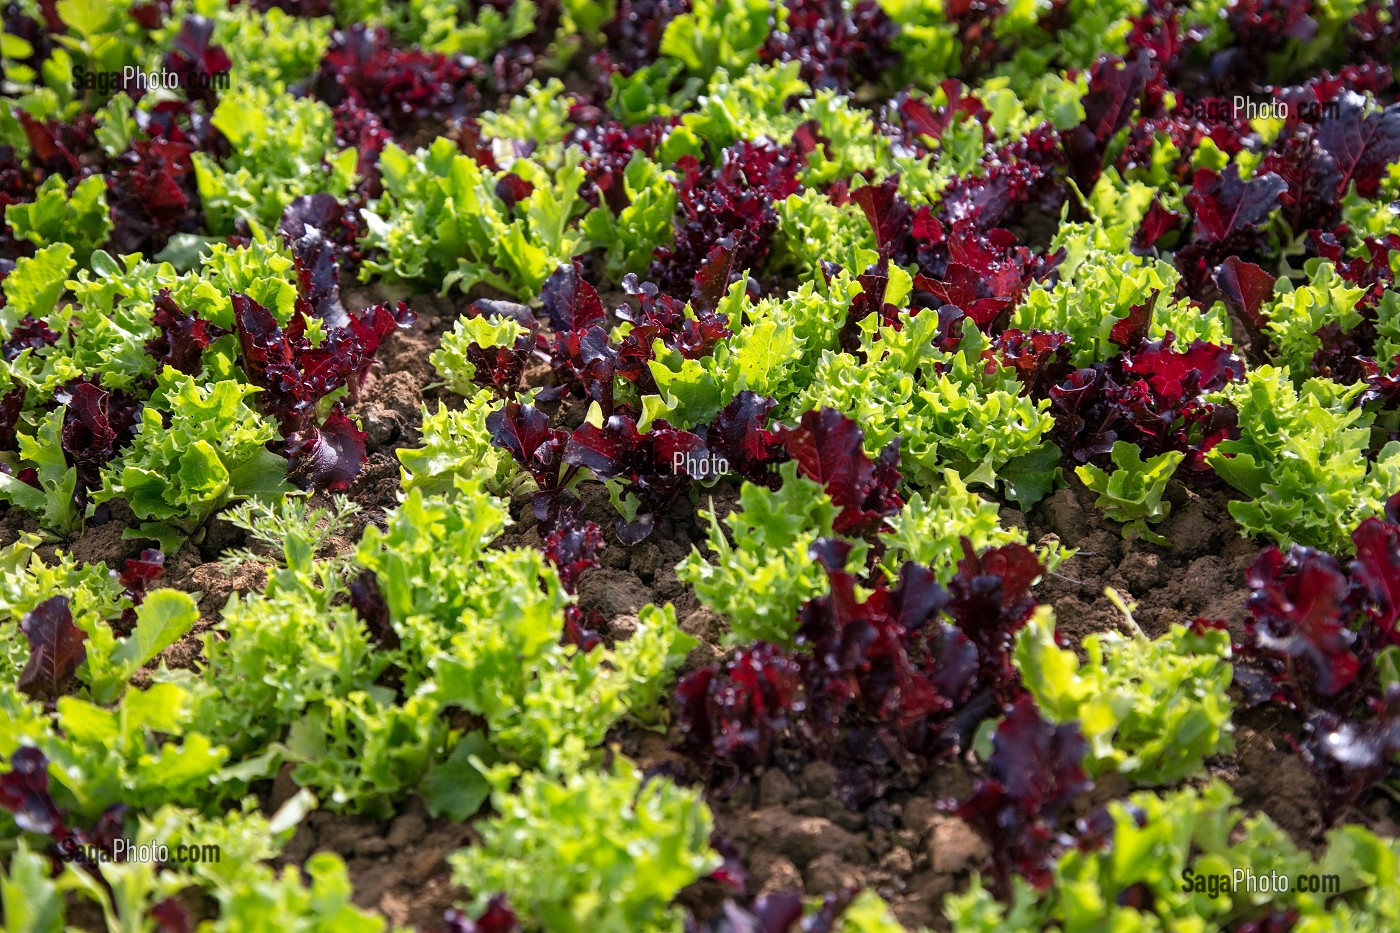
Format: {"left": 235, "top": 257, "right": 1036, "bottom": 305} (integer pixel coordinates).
{"left": 678, "top": 461, "right": 847, "bottom": 646}
{"left": 332, "top": 0, "right": 535, "bottom": 57}
{"left": 0, "top": 534, "right": 124, "bottom": 672}
{"left": 450, "top": 760, "right": 720, "bottom": 933}
{"left": 1207, "top": 366, "right": 1400, "bottom": 552}
{"left": 581, "top": 152, "right": 679, "bottom": 280}
{"left": 93, "top": 370, "right": 291, "bottom": 548}
{"left": 2, "top": 791, "right": 384, "bottom": 933}
{"left": 0, "top": 408, "right": 80, "bottom": 538}
{"left": 1075, "top": 442, "right": 1183, "bottom": 545}
{"left": 1014, "top": 600, "right": 1233, "bottom": 785}
{"left": 774, "top": 188, "right": 878, "bottom": 279}
{"left": 361, "top": 138, "right": 588, "bottom": 298}
{"left": 3, "top": 242, "right": 298, "bottom": 419}
{"left": 1263, "top": 261, "right": 1366, "bottom": 375}
{"left": 1011, "top": 220, "right": 1178, "bottom": 367}
{"left": 477, "top": 78, "right": 575, "bottom": 168}
{"left": 0, "top": 243, "right": 75, "bottom": 337}
{"left": 643, "top": 274, "right": 872, "bottom": 431}
{"left": 399, "top": 397, "right": 516, "bottom": 497}
{"left": 4, "top": 174, "right": 111, "bottom": 265}
{"left": 429, "top": 314, "right": 528, "bottom": 396}
{"left": 799, "top": 316, "right": 1058, "bottom": 504}
{"left": 0, "top": 548, "right": 225, "bottom": 820}
{"left": 0, "top": 535, "right": 198, "bottom": 703}
{"left": 881, "top": 469, "right": 1068, "bottom": 582}
{"left": 355, "top": 488, "right": 694, "bottom": 776}
{"left": 193, "top": 86, "right": 355, "bottom": 235}
{"left": 208, "top": 3, "right": 332, "bottom": 87}
{"left": 658, "top": 0, "right": 779, "bottom": 79}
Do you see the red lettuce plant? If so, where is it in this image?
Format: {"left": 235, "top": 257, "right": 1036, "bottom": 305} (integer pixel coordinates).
{"left": 677, "top": 539, "right": 1045, "bottom": 805}
{"left": 1237, "top": 497, "right": 1400, "bottom": 811}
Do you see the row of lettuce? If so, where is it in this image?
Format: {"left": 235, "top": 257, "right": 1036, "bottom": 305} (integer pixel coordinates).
{"left": 3, "top": 0, "right": 1400, "bottom": 555}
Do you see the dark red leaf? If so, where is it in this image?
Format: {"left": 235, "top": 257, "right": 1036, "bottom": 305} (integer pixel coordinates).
{"left": 165, "top": 15, "right": 232, "bottom": 105}
{"left": 777, "top": 408, "right": 903, "bottom": 537}
{"left": 1185, "top": 165, "right": 1287, "bottom": 244}
{"left": 758, "top": 0, "right": 899, "bottom": 92}
{"left": 850, "top": 176, "right": 909, "bottom": 255}
{"left": 952, "top": 695, "right": 1090, "bottom": 892}
{"left": 1246, "top": 546, "right": 1361, "bottom": 702}
{"left": 284, "top": 405, "right": 368, "bottom": 492}
{"left": 486, "top": 401, "right": 568, "bottom": 490}
{"left": 0, "top": 747, "right": 65, "bottom": 835}
{"left": 539, "top": 260, "right": 605, "bottom": 332}
{"left": 288, "top": 223, "right": 350, "bottom": 330}
{"left": 945, "top": 540, "right": 1043, "bottom": 694}
{"left": 1350, "top": 517, "right": 1400, "bottom": 638}
{"left": 114, "top": 547, "right": 165, "bottom": 628}
{"left": 150, "top": 898, "right": 193, "bottom": 933}
{"left": 18, "top": 596, "right": 87, "bottom": 699}
{"left": 543, "top": 512, "right": 606, "bottom": 592}
{"left": 60, "top": 381, "right": 119, "bottom": 490}
{"left": 1065, "top": 55, "right": 1150, "bottom": 190}
{"left": 706, "top": 391, "right": 785, "bottom": 485}
{"left": 232, "top": 289, "right": 409, "bottom": 490}
{"left": 232, "top": 292, "right": 306, "bottom": 428}
{"left": 350, "top": 570, "right": 399, "bottom": 650}
{"left": 0, "top": 386, "right": 25, "bottom": 452}
{"left": 1316, "top": 102, "right": 1400, "bottom": 199}
{"left": 108, "top": 137, "right": 199, "bottom": 256}
{"left": 443, "top": 896, "right": 521, "bottom": 933}
{"left": 2, "top": 315, "right": 58, "bottom": 361}
{"left": 495, "top": 172, "right": 535, "bottom": 208}
{"left": 1133, "top": 199, "right": 1182, "bottom": 250}
{"left": 315, "top": 25, "right": 481, "bottom": 137}
{"left": 1300, "top": 685, "right": 1400, "bottom": 814}
{"left": 1213, "top": 257, "right": 1276, "bottom": 332}
{"left": 147, "top": 289, "right": 222, "bottom": 375}
{"left": 563, "top": 414, "right": 647, "bottom": 480}
{"left": 992, "top": 329, "right": 1070, "bottom": 397}
{"left": 691, "top": 237, "right": 738, "bottom": 314}
{"left": 1109, "top": 295, "right": 1155, "bottom": 350}
{"left": 677, "top": 644, "right": 804, "bottom": 770}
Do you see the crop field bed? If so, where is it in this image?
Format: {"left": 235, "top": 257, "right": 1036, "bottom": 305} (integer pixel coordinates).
{"left": 2, "top": 1, "right": 1400, "bottom": 931}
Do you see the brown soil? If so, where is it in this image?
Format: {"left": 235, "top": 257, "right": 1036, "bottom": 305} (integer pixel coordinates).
{"left": 277, "top": 797, "right": 474, "bottom": 928}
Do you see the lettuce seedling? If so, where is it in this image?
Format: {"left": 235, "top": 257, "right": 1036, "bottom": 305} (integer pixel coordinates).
{"left": 361, "top": 138, "right": 588, "bottom": 299}
{"left": 449, "top": 761, "right": 719, "bottom": 933}
{"left": 1207, "top": 366, "right": 1400, "bottom": 553}
{"left": 1075, "top": 442, "right": 1183, "bottom": 545}
{"left": 678, "top": 460, "right": 844, "bottom": 646}
{"left": 1015, "top": 603, "right": 1234, "bottom": 785}
{"left": 93, "top": 370, "right": 292, "bottom": 549}
{"left": 4, "top": 174, "right": 111, "bottom": 265}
